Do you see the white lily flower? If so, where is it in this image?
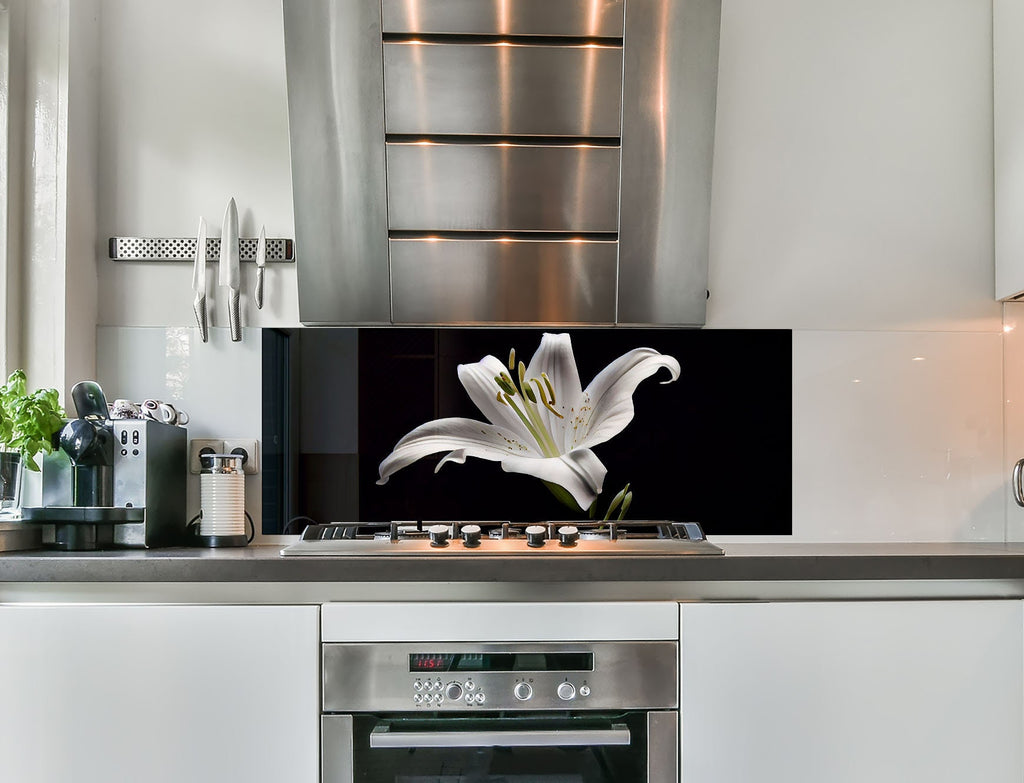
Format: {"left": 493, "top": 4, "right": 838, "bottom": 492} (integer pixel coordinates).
{"left": 376, "top": 333, "right": 681, "bottom": 510}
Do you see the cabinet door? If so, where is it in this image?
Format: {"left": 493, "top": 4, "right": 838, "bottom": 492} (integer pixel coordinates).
{"left": 680, "top": 601, "right": 1023, "bottom": 783}
{"left": 0, "top": 604, "right": 319, "bottom": 783}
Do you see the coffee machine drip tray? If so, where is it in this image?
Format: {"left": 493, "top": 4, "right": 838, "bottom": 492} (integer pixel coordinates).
{"left": 20, "top": 506, "right": 146, "bottom": 551}
{"left": 21, "top": 507, "right": 145, "bottom": 523}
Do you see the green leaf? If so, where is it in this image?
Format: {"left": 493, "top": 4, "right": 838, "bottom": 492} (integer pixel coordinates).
{"left": 0, "top": 371, "right": 65, "bottom": 471}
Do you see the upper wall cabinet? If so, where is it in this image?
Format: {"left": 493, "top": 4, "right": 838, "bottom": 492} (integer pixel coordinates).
{"left": 283, "top": 0, "right": 721, "bottom": 326}
{"left": 996, "top": 0, "right": 1024, "bottom": 300}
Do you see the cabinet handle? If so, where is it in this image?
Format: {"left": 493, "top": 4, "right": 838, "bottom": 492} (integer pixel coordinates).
{"left": 369, "top": 723, "right": 630, "bottom": 749}
{"left": 1013, "top": 458, "right": 1024, "bottom": 507}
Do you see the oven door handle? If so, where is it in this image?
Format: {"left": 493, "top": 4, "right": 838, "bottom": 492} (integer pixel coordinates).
{"left": 369, "top": 723, "right": 632, "bottom": 749}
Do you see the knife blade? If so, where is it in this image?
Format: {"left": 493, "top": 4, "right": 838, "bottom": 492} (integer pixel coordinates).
{"left": 219, "top": 197, "right": 241, "bottom": 342}
{"left": 254, "top": 224, "right": 266, "bottom": 310}
{"left": 192, "top": 217, "right": 209, "bottom": 342}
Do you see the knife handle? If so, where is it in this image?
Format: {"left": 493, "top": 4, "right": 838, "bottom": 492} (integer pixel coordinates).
{"left": 229, "top": 289, "right": 241, "bottom": 342}
{"left": 255, "top": 267, "right": 265, "bottom": 310}
{"left": 193, "top": 294, "right": 209, "bottom": 343}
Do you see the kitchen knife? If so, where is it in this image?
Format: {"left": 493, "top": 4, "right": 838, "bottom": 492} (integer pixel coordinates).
{"left": 254, "top": 224, "right": 266, "bottom": 310}
{"left": 192, "top": 216, "right": 209, "bottom": 342}
{"left": 219, "top": 197, "right": 241, "bottom": 342}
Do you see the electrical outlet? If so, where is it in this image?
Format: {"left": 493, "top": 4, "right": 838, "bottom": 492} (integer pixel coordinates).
{"left": 223, "top": 438, "right": 259, "bottom": 475}
{"left": 189, "top": 439, "right": 224, "bottom": 474}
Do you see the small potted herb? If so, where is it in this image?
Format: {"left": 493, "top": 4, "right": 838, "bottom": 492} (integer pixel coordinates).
{"left": 0, "top": 370, "right": 65, "bottom": 513}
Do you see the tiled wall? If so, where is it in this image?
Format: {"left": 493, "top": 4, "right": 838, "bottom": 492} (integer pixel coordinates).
{"left": 93, "top": 0, "right": 1005, "bottom": 542}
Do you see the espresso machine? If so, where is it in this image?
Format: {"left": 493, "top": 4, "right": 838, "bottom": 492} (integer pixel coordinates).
{"left": 22, "top": 381, "right": 187, "bottom": 550}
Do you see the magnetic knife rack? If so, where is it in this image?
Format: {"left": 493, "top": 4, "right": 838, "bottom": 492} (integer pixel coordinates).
{"left": 108, "top": 237, "right": 295, "bottom": 263}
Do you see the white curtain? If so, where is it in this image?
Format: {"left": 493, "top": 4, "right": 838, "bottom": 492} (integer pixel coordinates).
{"left": 0, "top": 1, "right": 12, "bottom": 380}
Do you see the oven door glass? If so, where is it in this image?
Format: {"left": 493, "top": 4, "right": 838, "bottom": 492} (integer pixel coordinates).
{"left": 347, "top": 713, "right": 649, "bottom": 782}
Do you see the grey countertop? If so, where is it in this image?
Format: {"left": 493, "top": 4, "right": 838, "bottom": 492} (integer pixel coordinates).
{"left": 3, "top": 542, "right": 1024, "bottom": 584}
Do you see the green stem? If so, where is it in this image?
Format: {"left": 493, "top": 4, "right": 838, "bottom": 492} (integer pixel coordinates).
{"left": 543, "top": 481, "right": 585, "bottom": 514}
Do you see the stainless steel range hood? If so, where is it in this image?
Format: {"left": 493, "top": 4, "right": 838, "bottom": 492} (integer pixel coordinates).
{"left": 283, "top": 0, "right": 721, "bottom": 326}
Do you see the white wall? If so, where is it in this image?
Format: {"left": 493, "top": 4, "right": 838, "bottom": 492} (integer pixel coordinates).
{"left": 96, "top": 0, "right": 297, "bottom": 328}
{"left": 92, "top": 0, "right": 1004, "bottom": 542}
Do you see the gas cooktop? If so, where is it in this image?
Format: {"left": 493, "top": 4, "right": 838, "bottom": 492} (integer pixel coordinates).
{"left": 279, "top": 520, "right": 723, "bottom": 557}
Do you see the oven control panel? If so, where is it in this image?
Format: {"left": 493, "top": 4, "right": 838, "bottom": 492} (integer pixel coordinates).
{"left": 409, "top": 674, "right": 592, "bottom": 708}
{"left": 322, "top": 641, "right": 678, "bottom": 713}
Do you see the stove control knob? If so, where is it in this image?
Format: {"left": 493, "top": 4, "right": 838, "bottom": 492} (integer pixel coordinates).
{"left": 445, "top": 682, "right": 464, "bottom": 701}
{"left": 557, "top": 525, "right": 579, "bottom": 547}
{"left": 514, "top": 682, "right": 533, "bottom": 701}
{"left": 461, "top": 524, "right": 482, "bottom": 548}
{"left": 557, "top": 682, "right": 576, "bottom": 701}
{"left": 428, "top": 524, "right": 450, "bottom": 547}
{"left": 525, "top": 525, "right": 547, "bottom": 548}
{"left": 579, "top": 685, "right": 591, "bottom": 697}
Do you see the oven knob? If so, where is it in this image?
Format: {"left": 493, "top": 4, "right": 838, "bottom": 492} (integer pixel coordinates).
{"left": 513, "top": 682, "right": 533, "bottom": 701}
{"left": 579, "top": 685, "right": 591, "bottom": 697}
{"left": 461, "top": 524, "right": 482, "bottom": 548}
{"left": 428, "top": 524, "right": 450, "bottom": 547}
{"left": 557, "top": 525, "right": 579, "bottom": 547}
{"left": 446, "top": 682, "right": 464, "bottom": 701}
{"left": 465, "top": 680, "right": 475, "bottom": 691}
{"left": 557, "top": 682, "right": 576, "bottom": 701}
{"left": 474, "top": 692, "right": 486, "bottom": 705}
{"left": 525, "top": 525, "right": 547, "bottom": 547}
{"left": 413, "top": 680, "right": 423, "bottom": 691}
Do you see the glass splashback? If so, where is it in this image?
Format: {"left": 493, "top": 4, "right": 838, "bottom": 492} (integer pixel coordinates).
{"left": 262, "top": 328, "right": 792, "bottom": 535}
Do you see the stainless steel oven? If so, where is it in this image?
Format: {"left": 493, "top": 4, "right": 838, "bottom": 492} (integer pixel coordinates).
{"left": 321, "top": 641, "right": 678, "bottom": 782}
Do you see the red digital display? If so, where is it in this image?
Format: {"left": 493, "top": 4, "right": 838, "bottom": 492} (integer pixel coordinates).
{"left": 410, "top": 654, "right": 454, "bottom": 672}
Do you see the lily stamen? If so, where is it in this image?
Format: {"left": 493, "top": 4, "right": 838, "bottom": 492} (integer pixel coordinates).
{"left": 541, "top": 372, "right": 557, "bottom": 405}
{"left": 532, "top": 377, "right": 564, "bottom": 419}
{"left": 495, "top": 375, "right": 518, "bottom": 397}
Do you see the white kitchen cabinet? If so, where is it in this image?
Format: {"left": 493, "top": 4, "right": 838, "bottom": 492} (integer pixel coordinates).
{"left": 996, "top": 0, "right": 1024, "bottom": 300}
{"left": 679, "top": 601, "right": 1023, "bottom": 783}
{"left": 0, "top": 604, "right": 319, "bottom": 783}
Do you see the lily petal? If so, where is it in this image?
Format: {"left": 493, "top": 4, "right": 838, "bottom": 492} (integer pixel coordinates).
{"left": 499, "top": 447, "right": 607, "bottom": 510}
{"left": 377, "top": 418, "right": 538, "bottom": 484}
{"left": 523, "top": 333, "right": 583, "bottom": 445}
{"left": 574, "top": 348, "right": 681, "bottom": 449}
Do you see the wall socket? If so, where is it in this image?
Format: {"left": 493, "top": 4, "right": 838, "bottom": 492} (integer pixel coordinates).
{"left": 188, "top": 439, "right": 224, "bottom": 474}
{"left": 188, "top": 438, "right": 260, "bottom": 475}
{"left": 223, "top": 438, "right": 260, "bottom": 475}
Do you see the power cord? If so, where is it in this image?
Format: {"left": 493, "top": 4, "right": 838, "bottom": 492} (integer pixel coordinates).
{"left": 185, "top": 510, "right": 255, "bottom": 543}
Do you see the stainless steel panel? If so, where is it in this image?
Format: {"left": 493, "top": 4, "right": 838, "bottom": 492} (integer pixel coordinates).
{"left": 283, "top": 0, "right": 391, "bottom": 325}
{"left": 383, "top": 42, "right": 623, "bottom": 137}
{"left": 390, "top": 239, "right": 616, "bottom": 324}
{"left": 382, "top": 0, "right": 625, "bottom": 37}
{"left": 617, "top": 0, "right": 721, "bottom": 326}
{"left": 647, "top": 711, "right": 679, "bottom": 783}
{"left": 322, "top": 715, "right": 354, "bottom": 783}
{"left": 386, "top": 143, "right": 621, "bottom": 232}
{"left": 369, "top": 723, "right": 631, "bottom": 748}
{"left": 322, "top": 641, "right": 678, "bottom": 712}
